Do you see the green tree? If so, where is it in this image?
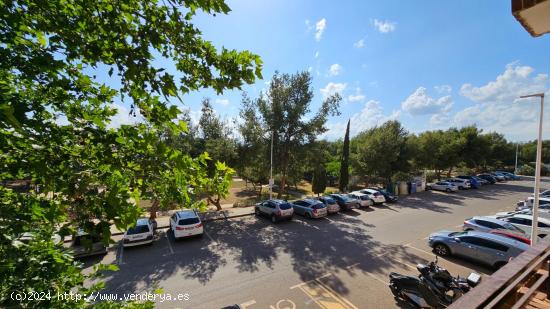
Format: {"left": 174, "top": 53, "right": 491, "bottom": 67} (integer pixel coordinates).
{"left": 352, "top": 121, "right": 412, "bottom": 184}
{"left": 413, "top": 129, "right": 461, "bottom": 180}
{"left": 198, "top": 161, "right": 235, "bottom": 211}
{"left": 0, "top": 0, "right": 262, "bottom": 307}
{"left": 245, "top": 71, "right": 341, "bottom": 197}
{"left": 339, "top": 120, "right": 350, "bottom": 192}
{"left": 312, "top": 166, "right": 327, "bottom": 196}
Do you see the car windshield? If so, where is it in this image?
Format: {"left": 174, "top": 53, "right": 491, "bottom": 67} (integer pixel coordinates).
{"left": 323, "top": 197, "right": 335, "bottom": 204}
{"left": 279, "top": 203, "right": 292, "bottom": 210}
{"left": 178, "top": 217, "right": 200, "bottom": 225}
{"left": 448, "top": 231, "right": 467, "bottom": 237}
{"left": 127, "top": 225, "right": 150, "bottom": 235}
{"left": 503, "top": 223, "right": 524, "bottom": 232}
{"left": 312, "top": 203, "right": 325, "bottom": 209}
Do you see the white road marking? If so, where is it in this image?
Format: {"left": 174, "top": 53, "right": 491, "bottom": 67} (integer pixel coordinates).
{"left": 406, "top": 244, "right": 435, "bottom": 256}
{"left": 116, "top": 242, "right": 124, "bottom": 265}
{"left": 290, "top": 272, "right": 332, "bottom": 289}
{"left": 203, "top": 229, "right": 217, "bottom": 245}
{"left": 165, "top": 232, "right": 174, "bottom": 254}
{"left": 240, "top": 300, "right": 256, "bottom": 308}
{"left": 346, "top": 263, "right": 360, "bottom": 269}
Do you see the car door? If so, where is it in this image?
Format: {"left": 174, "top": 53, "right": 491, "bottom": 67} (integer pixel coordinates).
{"left": 454, "top": 236, "right": 483, "bottom": 261}
{"left": 293, "top": 201, "right": 305, "bottom": 215}
{"left": 473, "top": 238, "right": 508, "bottom": 265}
{"left": 258, "top": 201, "right": 269, "bottom": 215}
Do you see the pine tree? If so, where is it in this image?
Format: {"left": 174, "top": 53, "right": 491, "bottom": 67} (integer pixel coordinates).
{"left": 312, "top": 166, "right": 327, "bottom": 196}
{"left": 339, "top": 119, "right": 350, "bottom": 192}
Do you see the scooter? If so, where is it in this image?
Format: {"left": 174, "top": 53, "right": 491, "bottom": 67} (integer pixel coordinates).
{"left": 389, "top": 257, "right": 480, "bottom": 308}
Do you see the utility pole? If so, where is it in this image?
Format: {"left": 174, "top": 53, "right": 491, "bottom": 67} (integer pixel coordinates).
{"left": 520, "top": 93, "right": 544, "bottom": 245}
{"left": 515, "top": 143, "right": 519, "bottom": 174}
{"left": 269, "top": 130, "right": 273, "bottom": 200}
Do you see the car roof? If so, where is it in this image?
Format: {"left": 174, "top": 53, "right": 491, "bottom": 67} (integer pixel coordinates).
{"left": 463, "top": 231, "right": 529, "bottom": 248}
{"left": 136, "top": 218, "right": 150, "bottom": 225}
{"left": 471, "top": 216, "right": 508, "bottom": 225}
{"left": 513, "top": 214, "right": 550, "bottom": 223}
{"left": 176, "top": 209, "right": 198, "bottom": 219}
{"left": 300, "top": 199, "right": 318, "bottom": 204}
{"left": 350, "top": 191, "right": 366, "bottom": 196}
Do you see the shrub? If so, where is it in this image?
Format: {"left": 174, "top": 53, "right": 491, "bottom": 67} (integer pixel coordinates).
{"left": 518, "top": 165, "right": 535, "bottom": 176}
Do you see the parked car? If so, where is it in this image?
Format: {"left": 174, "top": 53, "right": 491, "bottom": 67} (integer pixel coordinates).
{"left": 456, "top": 175, "right": 481, "bottom": 189}
{"left": 426, "top": 181, "right": 458, "bottom": 192}
{"left": 496, "top": 171, "right": 521, "bottom": 180}
{"left": 446, "top": 178, "right": 471, "bottom": 190}
{"left": 368, "top": 187, "right": 398, "bottom": 203}
{"left": 123, "top": 218, "right": 155, "bottom": 247}
{"left": 169, "top": 209, "right": 204, "bottom": 239}
{"left": 329, "top": 194, "right": 361, "bottom": 210}
{"left": 463, "top": 216, "right": 526, "bottom": 234}
{"left": 496, "top": 209, "right": 550, "bottom": 220}
{"left": 292, "top": 199, "right": 328, "bottom": 219}
{"left": 472, "top": 176, "right": 489, "bottom": 185}
{"left": 489, "top": 230, "right": 532, "bottom": 245}
{"left": 428, "top": 230, "right": 529, "bottom": 269}
{"left": 316, "top": 196, "right": 340, "bottom": 214}
{"left": 358, "top": 188, "right": 386, "bottom": 204}
{"left": 490, "top": 172, "right": 507, "bottom": 181}
{"left": 348, "top": 192, "right": 374, "bottom": 207}
{"left": 492, "top": 214, "right": 550, "bottom": 238}
{"left": 255, "top": 199, "right": 294, "bottom": 223}
{"left": 477, "top": 174, "right": 497, "bottom": 184}
{"left": 540, "top": 189, "right": 550, "bottom": 198}
{"left": 517, "top": 197, "right": 550, "bottom": 210}
{"left": 68, "top": 231, "right": 108, "bottom": 258}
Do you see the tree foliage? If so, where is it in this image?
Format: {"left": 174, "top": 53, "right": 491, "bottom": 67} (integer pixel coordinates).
{"left": 312, "top": 166, "right": 327, "bottom": 196}
{"left": 1, "top": 0, "right": 261, "bottom": 307}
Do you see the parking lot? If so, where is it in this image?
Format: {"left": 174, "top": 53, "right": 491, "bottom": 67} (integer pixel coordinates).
{"left": 84, "top": 179, "right": 545, "bottom": 308}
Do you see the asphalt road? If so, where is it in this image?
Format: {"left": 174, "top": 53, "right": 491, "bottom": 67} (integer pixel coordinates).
{"left": 84, "top": 178, "right": 549, "bottom": 309}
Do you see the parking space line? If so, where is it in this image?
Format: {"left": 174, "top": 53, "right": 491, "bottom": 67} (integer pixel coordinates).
{"left": 405, "top": 244, "right": 435, "bottom": 256}
{"left": 165, "top": 232, "right": 174, "bottom": 255}
{"left": 203, "top": 229, "right": 218, "bottom": 245}
{"left": 345, "top": 263, "right": 360, "bottom": 270}
{"left": 315, "top": 280, "right": 359, "bottom": 309}
{"left": 294, "top": 279, "right": 358, "bottom": 309}
{"left": 290, "top": 272, "right": 332, "bottom": 290}
{"left": 116, "top": 242, "right": 124, "bottom": 265}
{"left": 364, "top": 272, "right": 389, "bottom": 285}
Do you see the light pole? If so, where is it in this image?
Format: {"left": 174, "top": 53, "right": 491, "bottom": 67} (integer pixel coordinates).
{"left": 514, "top": 143, "right": 519, "bottom": 174}
{"left": 269, "top": 130, "right": 273, "bottom": 199}
{"left": 520, "top": 93, "right": 544, "bottom": 245}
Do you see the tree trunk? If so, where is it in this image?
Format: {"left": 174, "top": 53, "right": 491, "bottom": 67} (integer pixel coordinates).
{"left": 150, "top": 199, "right": 160, "bottom": 220}
{"left": 208, "top": 197, "right": 222, "bottom": 211}
{"left": 257, "top": 184, "right": 263, "bottom": 199}
{"left": 446, "top": 167, "right": 453, "bottom": 178}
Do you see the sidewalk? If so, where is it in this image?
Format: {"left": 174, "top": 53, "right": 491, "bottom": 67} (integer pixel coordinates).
{"left": 110, "top": 206, "right": 255, "bottom": 236}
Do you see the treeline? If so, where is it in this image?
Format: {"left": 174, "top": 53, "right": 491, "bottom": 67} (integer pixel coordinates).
{"left": 177, "top": 71, "right": 549, "bottom": 195}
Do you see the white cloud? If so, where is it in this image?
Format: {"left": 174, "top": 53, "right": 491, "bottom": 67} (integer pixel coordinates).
{"left": 460, "top": 63, "right": 548, "bottom": 104}
{"left": 453, "top": 63, "right": 550, "bottom": 141}
{"left": 321, "top": 100, "right": 400, "bottom": 139}
{"left": 215, "top": 98, "right": 230, "bottom": 106}
{"left": 108, "top": 104, "right": 143, "bottom": 129}
{"left": 401, "top": 87, "right": 453, "bottom": 115}
{"left": 347, "top": 87, "right": 365, "bottom": 102}
{"left": 305, "top": 19, "right": 314, "bottom": 32}
{"left": 320, "top": 82, "right": 346, "bottom": 99}
{"left": 434, "top": 85, "right": 452, "bottom": 94}
{"left": 314, "top": 51, "right": 319, "bottom": 58}
{"left": 315, "top": 18, "right": 327, "bottom": 41}
{"left": 328, "top": 64, "right": 343, "bottom": 76}
{"left": 353, "top": 39, "right": 365, "bottom": 48}
{"left": 373, "top": 19, "right": 396, "bottom": 33}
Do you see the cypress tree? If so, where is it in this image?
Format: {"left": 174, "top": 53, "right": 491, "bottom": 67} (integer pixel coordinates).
{"left": 339, "top": 119, "right": 350, "bottom": 192}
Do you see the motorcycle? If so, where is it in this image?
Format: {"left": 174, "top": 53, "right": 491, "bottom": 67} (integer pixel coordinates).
{"left": 388, "top": 257, "right": 481, "bottom": 308}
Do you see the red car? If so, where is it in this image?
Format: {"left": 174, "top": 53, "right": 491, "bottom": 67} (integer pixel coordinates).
{"left": 490, "top": 229, "right": 531, "bottom": 245}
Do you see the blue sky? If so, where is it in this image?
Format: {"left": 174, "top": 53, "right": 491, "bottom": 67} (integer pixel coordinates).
{"left": 112, "top": 0, "right": 550, "bottom": 142}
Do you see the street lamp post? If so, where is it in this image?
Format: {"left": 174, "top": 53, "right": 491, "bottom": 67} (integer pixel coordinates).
{"left": 520, "top": 93, "right": 545, "bottom": 245}
{"left": 269, "top": 130, "right": 273, "bottom": 200}
{"left": 514, "top": 143, "right": 519, "bottom": 174}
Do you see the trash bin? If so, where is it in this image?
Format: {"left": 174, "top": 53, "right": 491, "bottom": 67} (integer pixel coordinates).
{"left": 398, "top": 182, "right": 409, "bottom": 195}
{"left": 411, "top": 182, "right": 417, "bottom": 193}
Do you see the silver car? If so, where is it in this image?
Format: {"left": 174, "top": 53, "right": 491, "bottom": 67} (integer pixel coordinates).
{"left": 292, "top": 199, "right": 328, "bottom": 219}
{"left": 463, "top": 216, "right": 526, "bottom": 235}
{"left": 428, "top": 230, "right": 529, "bottom": 269}
{"left": 316, "top": 196, "right": 340, "bottom": 214}
{"left": 426, "top": 181, "right": 458, "bottom": 192}
{"left": 446, "top": 178, "right": 471, "bottom": 190}
{"left": 493, "top": 214, "right": 550, "bottom": 238}
{"left": 255, "top": 199, "right": 294, "bottom": 223}
{"left": 68, "top": 231, "right": 108, "bottom": 259}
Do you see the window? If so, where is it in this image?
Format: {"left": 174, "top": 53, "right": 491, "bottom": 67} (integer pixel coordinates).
{"left": 539, "top": 221, "right": 549, "bottom": 228}
{"left": 508, "top": 217, "right": 528, "bottom": 225}
{"left": 481, "top": 240, "right": 509, "bottom": 252}
{"left": 266, "top": 202, "right": 276, "bottom": 209}
{"left": 127, "top": 225, "right": 150, "bottom": 235}
{"left": 178, "top": 218, "right": 200, "bottom": 225}
{"left": 279, "top": 203, "right": 292, "bottom": 210}
{"left": 476, "top": 220, "right": 500, "bottom": 229}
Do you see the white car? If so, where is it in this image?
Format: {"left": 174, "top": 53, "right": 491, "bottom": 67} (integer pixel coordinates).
{"left": 348, "top": 192, "right": 374, "bottom": 207}
{"left": 426, "top": 181, "right": 458, "bottom": 192}
{"left": 493, "top": 214, "right": 550, "bottom": 238}
{"left": 123, "top": 218, "right": 155, "bottom": 247}
{"left": 358, "top": 189, "right": 386, "bottom": 204}
{"left": 446, "top": 178, "right": 471, "bottom": 190}
{"left": 170, "top": 209, "right": 204, "bottom": 239}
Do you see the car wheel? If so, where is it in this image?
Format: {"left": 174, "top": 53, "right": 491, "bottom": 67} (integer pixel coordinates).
{"left": 434, "top": 243, "right": 450, "bottom": 257}
{"left": 271, "top": 215, "right": 277, "bottom": 223}
{"left": 494, "top": 261, "right": 507, "bottom": 270}
{"left": 255, "top": 207, "right": 260, "bottom": 216}
{"left": 305, "top": 212, "right": 312, "bottom": 219}
{"left": 426, "top": 186, "right": 431, "bottom": 190}
{"left": 446, "top": 188, "right": 451, "bottom": 192}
